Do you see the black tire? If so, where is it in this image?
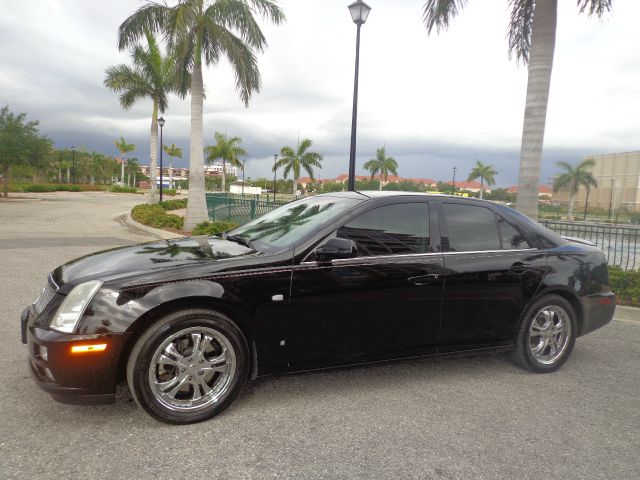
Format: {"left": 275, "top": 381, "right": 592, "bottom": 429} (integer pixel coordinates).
{"left": 126, "top": 308, "right": 249, "bottom": 424}
{"left": 512, "top": 294, "right": 577, "bottom": 373}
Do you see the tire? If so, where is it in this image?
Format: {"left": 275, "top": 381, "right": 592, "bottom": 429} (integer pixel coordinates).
{"left": 126, "top": 308, "right": 249, "bottom": 424}
{"left": 512, "top": 294, "right": 577, "bottom": 373}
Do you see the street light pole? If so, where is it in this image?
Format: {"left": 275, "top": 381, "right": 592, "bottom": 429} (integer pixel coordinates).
{"left": 347, "top": 1, "right": 371, "bottom": 192}
{"left": 71, "top": 145, "right": 76, "bottom": 185}
{"left": 608, "top": 178, "right": 614, "bottom": 220}
{"left": 158, "top": 117, "right": 165, "bottom": 202}
{"left": 452, "top": 166, "right": 457, "bottom": 195}
{"left": 273, "top": 154, "right": 278, "bottom": 202}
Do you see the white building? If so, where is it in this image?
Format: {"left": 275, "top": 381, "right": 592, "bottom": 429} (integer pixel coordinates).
{"left": 205, "top": 163, "right": 238, "bottom": 176}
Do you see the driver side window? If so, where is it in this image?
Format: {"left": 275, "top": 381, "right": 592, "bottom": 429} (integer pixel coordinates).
{"left": 336, "top": 203, "right": 431, "bottom": 257}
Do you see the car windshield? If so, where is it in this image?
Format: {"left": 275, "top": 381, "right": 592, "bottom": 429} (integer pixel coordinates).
{"left": 228, "top": 195, "right": 362, "bottom": 252}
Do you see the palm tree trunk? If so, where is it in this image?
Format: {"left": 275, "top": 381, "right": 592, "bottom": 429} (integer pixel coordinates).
{"left": 184, "top": 55, "right": 209, "bottom": 231}
{"left": 568, "top": 193, "right": 575, "bottom": 222}
{"left": 168, "top": 159, "right": 173, "bottom": 189}
{"left": 480, "top": 177, "right": 484, "bottom": 200}
{"left": 221, "top": 159, "right": 226, "bottom": 193}
{"left": 149, "top": 101, "right": 158, "bottom": 204}
{"left": 121, "top": 157, "right": 126, "bottom": 185}
{"left": 379, "top": 175, "right": 383, "bottom": 191}
{"left": 133, "top": 172, "right": 137, "bottom": 188}
{"left": 515, "top": 0, "right": 557, "bottom": 221}
{"left": 66, "top": 167, "right": 70, "bottom": 183}
{"left": 293, "top": 178, "right": 298, "bottom": 199}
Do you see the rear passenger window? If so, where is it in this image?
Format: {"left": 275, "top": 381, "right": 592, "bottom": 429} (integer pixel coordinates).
{"left": 442, "top": 203, "right": 500, "bottom": 251}
{"left": 337, "top": 203, "right": 430, "bottom": 256}
{"left": 497, "top": 215, "right": 530, "bottom": 249}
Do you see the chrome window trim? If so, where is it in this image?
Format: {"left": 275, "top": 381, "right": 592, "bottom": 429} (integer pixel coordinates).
{"left": 299, "top": 248, "right": 537, "bottom": 266}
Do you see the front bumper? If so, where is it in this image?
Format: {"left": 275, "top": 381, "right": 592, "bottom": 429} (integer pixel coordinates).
{"left": 23, "top": 307, "right": 130, "bottom": 405}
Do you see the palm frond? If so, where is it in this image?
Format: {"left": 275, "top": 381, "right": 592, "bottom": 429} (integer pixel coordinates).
{"left": 507, "top": 0, "right": 535, "bottom": 64}
{"left": 423, "top": 0, "right": 469, "bottom": 34}
{"left": 577, "top": 0, "right": 613, "bottom": 17}
{"left": 118, "top": 2, "right": 169, "bottom": 51}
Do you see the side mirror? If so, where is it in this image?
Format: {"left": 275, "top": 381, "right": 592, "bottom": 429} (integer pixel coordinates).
{"left": 315, "top": 238, "right": 357, "bottom": 263}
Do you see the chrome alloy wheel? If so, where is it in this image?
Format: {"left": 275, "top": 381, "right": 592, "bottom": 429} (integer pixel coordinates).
{"left": 528, "top": 305, "right": 572, "bottom": 365}
{"left": 148, "top": 327, "right": 236, "bottom": 412}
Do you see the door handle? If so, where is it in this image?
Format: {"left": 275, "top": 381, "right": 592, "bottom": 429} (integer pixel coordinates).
{"left": 408, "top": 274, "right": 439, "bottom": 286}
{"left": 509, "top": 263, "right": 532, "bottom": 274}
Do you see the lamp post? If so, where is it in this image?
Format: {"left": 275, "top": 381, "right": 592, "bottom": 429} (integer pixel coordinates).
{"left": 347, "top": 0, "right": 371, "bottom": 192}
{"left": 452, "top": 166, "right": 457, "bottom": 195}
{"left": 273, "top": 154, "right": 278, "bottom": 202}
{"left": 71, "top": 145, "right": 76, "bottom": 185}
{"left": 158, "top": 117, "right": 165, "bottom": 202}
{"left": 608, "top": 178, "right": 614, "bottom": 220}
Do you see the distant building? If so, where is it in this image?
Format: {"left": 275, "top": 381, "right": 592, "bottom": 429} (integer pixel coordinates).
{"left": 205, "top": 163, "right": 238, "bottom": 177}
{"left": 506, "top": 185, "right": 553, "bottom": 199}
{"left": 553, "top": 151, "right": 640, "bottom": 213}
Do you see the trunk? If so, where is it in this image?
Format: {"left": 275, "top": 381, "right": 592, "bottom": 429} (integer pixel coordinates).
{"left": 58, "top": 168, "right": 62, "bottom": 183}
{"left": 2, "top": 164, "right": 9, "bottom": 197}
{"left": 221, "top": 159, "right": 226, "bottom": 193}
{"left": 169, "top": 159, "right": 173, "bottom": 189}
{"left": 66, "top": 167, "right": 70, "bottom": 184}
{"left": 293, "top": 178, "right": 298, "bottom": 199}
{"left": 479, "top": 177, "right": 484, "bottom": 200}
{"left": 183, "top": 56, "right": 209, "bottom": 231}
{"left": 515, "top": 0, "right": 557, "bottom": 221}
{"left": 379, "top": 175, "right": 382, "bottom": 191}
{"left": 121, "top": 158, "right": 125, "bottom": 185}
{"left": 90, "top": 174, "right": 95, "bottom": 185}
{"left": 133, "top": 172, "right": 137, "bottom": 189}
{"left": 568, "top": 192, "right": 575, "bottom": 222}
{"left": 149, "top": 101, "right": 159, "bottom": 204}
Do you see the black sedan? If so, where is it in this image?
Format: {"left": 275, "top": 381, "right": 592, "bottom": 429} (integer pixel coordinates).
{"left": 22, "top": 192, "right": 616, "bottom": 423}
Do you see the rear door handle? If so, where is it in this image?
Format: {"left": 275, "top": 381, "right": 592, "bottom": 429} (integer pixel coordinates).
{"left": 509, "top": 263, "right": 532, "bottom": 274}
{"left": 408, "top": 274, "right": 439, "bottom": 286}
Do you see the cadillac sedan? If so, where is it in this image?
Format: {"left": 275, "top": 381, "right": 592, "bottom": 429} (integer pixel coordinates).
{"left": 21, "top": 192, "right": 616, "bottom": 423}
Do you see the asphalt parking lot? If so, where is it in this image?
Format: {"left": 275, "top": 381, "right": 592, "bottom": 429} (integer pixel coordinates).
{"left": 1, "top": 192, "right": 639, "bottom": 479}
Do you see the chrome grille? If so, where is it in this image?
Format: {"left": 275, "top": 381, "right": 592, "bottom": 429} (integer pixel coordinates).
{"left": 33, "top": 276, "right": 58, "bottom": 315}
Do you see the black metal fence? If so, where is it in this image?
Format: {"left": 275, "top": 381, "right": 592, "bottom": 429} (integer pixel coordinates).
{"left": 206, "top": 193, "right": 288, "bottom": 226}
{"left": 542, "top": 220, "right": 640, "bottom": 271}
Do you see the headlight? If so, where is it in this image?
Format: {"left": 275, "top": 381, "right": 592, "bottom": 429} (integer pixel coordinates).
{"left": 50, "top": 280, "right": 103, "bottom": 333}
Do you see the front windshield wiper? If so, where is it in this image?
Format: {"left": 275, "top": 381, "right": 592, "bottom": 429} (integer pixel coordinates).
{"left": 224, "top": 234, "right": 253, "bottom": 249}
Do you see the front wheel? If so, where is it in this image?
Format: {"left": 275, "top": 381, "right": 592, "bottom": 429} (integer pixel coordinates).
{"left": 512, "top": 295, "right": 577, "bottom": 373}
{"left": 126, "top": 308, "right": 249, "bottom": 424}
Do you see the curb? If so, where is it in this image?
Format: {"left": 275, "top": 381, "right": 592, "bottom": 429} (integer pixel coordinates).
{"left": 614, "top": 305, "right": 640, "bottom": 323}
{"left": 118, "top": 212, "right": 182, "bottom": 240}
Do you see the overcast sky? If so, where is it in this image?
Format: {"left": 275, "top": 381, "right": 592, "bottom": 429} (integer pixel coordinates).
{"left": 2, "top": 0, "right": 639, "bottom": 187}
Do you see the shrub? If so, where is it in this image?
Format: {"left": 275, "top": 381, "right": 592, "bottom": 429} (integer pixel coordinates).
{"left": 192, "top": 221, "right": 238, "bottom": 236}
{"left": 131, "top": 204, "right": 184, "bottom": 230}
{"left": 608, "top": 266, "right": 640, "bottom": 307}
{"left": 159, "top": 198, "right": 188, "bottom": 211}
{"left": 159, "top": 188, "right": 177, "bottom": 196}
{"left": 111, "top": 185, "right": 138, "bottom": 194}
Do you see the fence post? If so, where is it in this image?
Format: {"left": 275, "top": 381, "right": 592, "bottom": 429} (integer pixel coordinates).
{"left": 250, "top": 197, "right": 257, "bottom": 219}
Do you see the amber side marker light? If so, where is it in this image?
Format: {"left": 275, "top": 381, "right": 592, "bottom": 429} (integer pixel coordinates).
{"left": 70, "top": 344, "right": 107, "bottom": 354}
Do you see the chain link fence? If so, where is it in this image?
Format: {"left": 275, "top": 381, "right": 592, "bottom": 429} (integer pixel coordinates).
{"left": 206, "top": 193, "right": 288, "bottom": 226}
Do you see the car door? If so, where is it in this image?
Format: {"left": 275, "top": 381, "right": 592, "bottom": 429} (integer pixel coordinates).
{"left": 437, "top": 201, "right": 545, "bottom": 352}
{"left": 285, "top": 200, "right": 444, "bottom": 370}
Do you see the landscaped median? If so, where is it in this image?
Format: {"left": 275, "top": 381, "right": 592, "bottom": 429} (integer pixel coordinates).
{"left": 130, "top": 198, "right": 236, "bottom": 236}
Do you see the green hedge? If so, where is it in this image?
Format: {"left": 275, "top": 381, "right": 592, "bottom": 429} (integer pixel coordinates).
{"left": 159, "top": 198, "right": 187, "bottom": 210}
{"left": 20, "top": 183, "right": 110, "bottom": 192}
{"left": 111, "top": 185, "right": 138, "bottom": 194}
{"left": 192, "top": 221, "right": 238, "bottom": 236}
{"left": 131, "top": 204, "right": 184, "bottom": 230}
{"left": 609, "top": 266, "right": 640, "bottom": 307}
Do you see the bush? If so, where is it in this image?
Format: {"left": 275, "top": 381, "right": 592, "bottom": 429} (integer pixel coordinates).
{"left": 192, "top": 221, "right": 238, "bottom": 236}
{"left": 111, "top": 185, "right": 138, "bottom": 194}
{"left": 159, "top": 198, "right": 187, "bottom": 211}
{"left": 131, "top": 204, "right": 184, "bottom": 230}
{"left": 608, "top": 266, "right": 640, "bottom": 307}
{"left": 160, "top": 188, "right": 177, "bottom": 196}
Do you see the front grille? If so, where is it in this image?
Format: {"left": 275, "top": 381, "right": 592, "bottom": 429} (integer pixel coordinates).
{"left": 33, "top": 276, "right": 58, "bottom": 315}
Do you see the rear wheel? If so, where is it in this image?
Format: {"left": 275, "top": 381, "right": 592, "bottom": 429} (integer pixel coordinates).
{"left": 127, "top": 308, "right": 249, "bottom": 424}
{"left": 512, "top": 295, "right": 577, "bottom": 373}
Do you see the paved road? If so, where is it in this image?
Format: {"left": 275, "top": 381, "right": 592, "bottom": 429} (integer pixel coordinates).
{"left": 1, "top": 192, "right": 639, "bottom": 480}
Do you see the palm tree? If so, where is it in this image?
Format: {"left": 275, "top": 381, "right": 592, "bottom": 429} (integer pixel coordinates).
{"left": 205, "top": 132, "right": 246, "bottom": 193}
{"left": 553, "top": 159, "right": 597, "bottom": 221}
{"left": 162, "top": 144, "right": 182, "bottom": 189}
{"left": 118, "top": 0, "right": 285, "bottom": 231}
{"left": 467, "top": 160, "right": 497, "bottom": 200}
{"left": 423, "top": 0, "right": 613, "bottom": 220}
{"left": 127, "top": 158, "right": 140, "bottom": 188}
{"left": 275, "top": 138, "right": 323, "bottom": 198}
{"left": 113, "top": 137, "right": 135, "bottom": 185}
{"left": 105, "top": 31, "right": 179, "bottom": 204}
{"left": 363, "top": 147, "right": 398, "bottom": 190}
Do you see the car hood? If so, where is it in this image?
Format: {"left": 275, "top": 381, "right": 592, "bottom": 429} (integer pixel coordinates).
{"left": 52, "top": 236, "right": 255, "bottom": 287}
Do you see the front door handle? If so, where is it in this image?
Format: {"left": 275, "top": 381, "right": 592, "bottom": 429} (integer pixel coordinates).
{"left": 408, "top": 274, "right": 440, "bottom": 286}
